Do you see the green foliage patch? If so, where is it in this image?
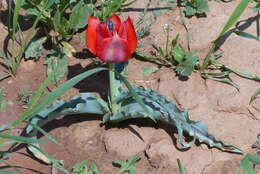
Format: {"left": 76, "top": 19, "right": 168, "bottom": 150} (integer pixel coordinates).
{"left": 181, "top": 0, "right": 209, "bottom": 16}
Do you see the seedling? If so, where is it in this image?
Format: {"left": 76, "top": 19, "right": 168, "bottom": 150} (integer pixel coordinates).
{"left": 71, "top": 156, "right": 140, "bottom": 174}
{"left": 17, "top": 86, "right": 33, "bottom": 107}
{"left": 236, "top": 134, "right": 260, "bottom": 174}
{"left": 137, "top": 26, "right": 199, "bottom": 77}
{"left": 179, "top": 0, "right": 209, "bottom": 17}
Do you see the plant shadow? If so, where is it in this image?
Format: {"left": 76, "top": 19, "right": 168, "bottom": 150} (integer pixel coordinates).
{"left": 0, "top": 9, "right": 34, "bottom": 31}
{"left": 7, "top": 113, "right": 199, "bottom": 159}
{"left": 67, "top": 62, "right": 109, "bottom": 100}
{"left": 215, "top": 13, "right": 260, "bottom": 49}
{"left": 104, "top": 118, "right": 198, "bottom": 152}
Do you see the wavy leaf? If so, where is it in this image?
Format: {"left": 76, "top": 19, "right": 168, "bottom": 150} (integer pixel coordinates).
{"left": 103, "top": 86, "right": 243, "bottom": 153}
{"left": 26, "top": 93, "right": 109, "bottom": 134}
{"left": 25, "top": 87, "right": 242, "bottom": 154}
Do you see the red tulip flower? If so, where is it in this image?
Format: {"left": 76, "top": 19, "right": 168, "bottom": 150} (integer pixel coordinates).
{"left": 86, "top": 14, "right": 137, "bottom": 62}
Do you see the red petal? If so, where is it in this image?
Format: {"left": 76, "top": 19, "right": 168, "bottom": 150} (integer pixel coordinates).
{"left": 118, "top": 23, "right": 127, "bottom": 40}
{"left": 86, "top": 16, "right": 100, "bottom": 55}
{"left": 106, "top": 14, "right": 121, "bottom": 32}
{"left": 97, "top": 34, "right": 130, "bottom": 62}
{"left": 123, "top": 17, "right": 137, "bottom": 54}
{"left": 96, "top": 23, "right": 112, "bottom": 44}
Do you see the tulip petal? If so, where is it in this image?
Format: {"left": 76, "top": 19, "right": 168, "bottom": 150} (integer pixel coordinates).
{"left": 118, "top": 23, "right": 127, "bottom": 40}
{"left": 106, "top": 14, "right": 121, "bottom": 33}
{"left": 124, "top": 17, "right": 137, "bottom": 54}
{"left": 96, "top": 23, "right": 112, "bottom": 44}
{"left": 97, "top": 34, "right": 130, "bottom": 62}
{"left": 86, "top": 16, "right": 100, "bottom": 55}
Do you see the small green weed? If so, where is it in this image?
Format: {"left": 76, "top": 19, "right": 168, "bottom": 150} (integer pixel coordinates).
{"left": 180, "top": 0, "right": 209, "bottom": 17}
{"left": 0, "top": 0, "right": 42, "bottom": 77}
{"left": 236, "top": 134, "right": 260, "bottom": 174}
{"left": 137, "top": 26, "right": 199, "bottom": 77}
{"left": 137, "top": 0, "right": 260, "bottom": 97}
{"left": 135, "top": 0, "right": 174, "bottom": 38}
{"left": 17, "top": 86, "right": 33, "bottom": 107}
{"left": 237, "top": 154, "right": 260, "bottom": 174}
{"left": 71, "top": 156, "right": 140, "bottom": 174}
{"left": 200, "top": 0, "right": 260, "bottom": 92}
{"left": 252, "top": 134, "right": 260, "bottom": 156}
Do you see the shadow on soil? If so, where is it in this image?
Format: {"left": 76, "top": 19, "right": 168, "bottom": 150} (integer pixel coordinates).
{"left": 67, "top": 62, "right": 109, "bottom": 100}
{"left": 216, "top": 13, "right": 260, "bottom": 49}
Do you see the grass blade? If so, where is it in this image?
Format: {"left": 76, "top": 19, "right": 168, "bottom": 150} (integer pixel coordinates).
{"left": 22, "top": 70, "right": 55, "bottom": 116}
{"left": 0, "top": 74, "right": 11, "bottom": 81}
{"left": 27, "top": 144, "right": 68, "bottom": 173}
{"left": 217, "top": 0, "right": 251, "bottom": 39}
{"left": 0, "top": 140, "right": 16, "bottom": 147}
{"left": 0, "top": 49, "right": 12, "bottom": 67}
{"left": 0, "top": 169, "right": 20, "bottom": 174}
{"left": 12, "top": 0, "right": 23, "bottom": 40}
{"left": 202, "top": 74, "right": 240, "bottom": 91}
{"left": 177, "top": 159, "right": 185, "bottom": 174}
{"left": 0, "top": 133, "right": 48, "bottom": 144}
{"left": 233, "top": 30, "right": 260, "bottom": 41}
{"left": 250, "top": 88, "right": 260, "bottom": 104}
{"left": 26, "top": 122, "right": 60, "bottom": 145}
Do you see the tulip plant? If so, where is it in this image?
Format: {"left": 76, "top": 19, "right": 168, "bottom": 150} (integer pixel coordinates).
{"left": 86, "top": 15, "right": 138, "bottom": 114}
{"left": 25, "top": 14, "right": 243, "bottom": 164}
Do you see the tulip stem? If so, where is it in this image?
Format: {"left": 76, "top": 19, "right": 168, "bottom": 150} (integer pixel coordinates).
{"left": 109, "top": 63, "right": 118, "bottom": 114}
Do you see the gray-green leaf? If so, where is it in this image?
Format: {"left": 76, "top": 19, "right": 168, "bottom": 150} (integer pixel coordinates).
{"left": 69, "top": 2, "right": 94, "bottom": 31}
{"left": 114, "top": 156, "right": 140, "bottom": 174}
{"left": 24, "top": 37, "right": 47, "bottom": 59}
{"left": 45, "top": 48, "right": 68, "bottom": 83}
{"left": 104, "top": 86, "right": 243, "bottom": 153}
{"left": 26, "top": 93, "right": 109, "bottom": 134}
{"left": 141, "top": 66, "right": 159, "bottom": 76}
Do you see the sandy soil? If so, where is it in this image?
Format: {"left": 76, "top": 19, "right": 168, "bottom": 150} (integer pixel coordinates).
{"left": 0, "top": 0, "right": 260, "bottom": 174}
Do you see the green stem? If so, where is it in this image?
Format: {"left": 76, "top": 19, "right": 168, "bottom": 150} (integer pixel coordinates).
{"left": 200, "top": 44, "right": 216, "bottom": 71}
{"left": 165, "top": 27, "right": 169, "bottom": 58}
{"left": 109, "top": 63, "right": 118, "bottom": 114}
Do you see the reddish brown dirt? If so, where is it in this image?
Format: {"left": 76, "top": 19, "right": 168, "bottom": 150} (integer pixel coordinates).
{"left": 1, "top": 1, "right": 260, "bottom": 174}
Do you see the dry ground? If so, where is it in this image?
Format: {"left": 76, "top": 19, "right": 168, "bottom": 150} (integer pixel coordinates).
{"left": 0, "top": 0, "right": 260, "bottom": 173}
